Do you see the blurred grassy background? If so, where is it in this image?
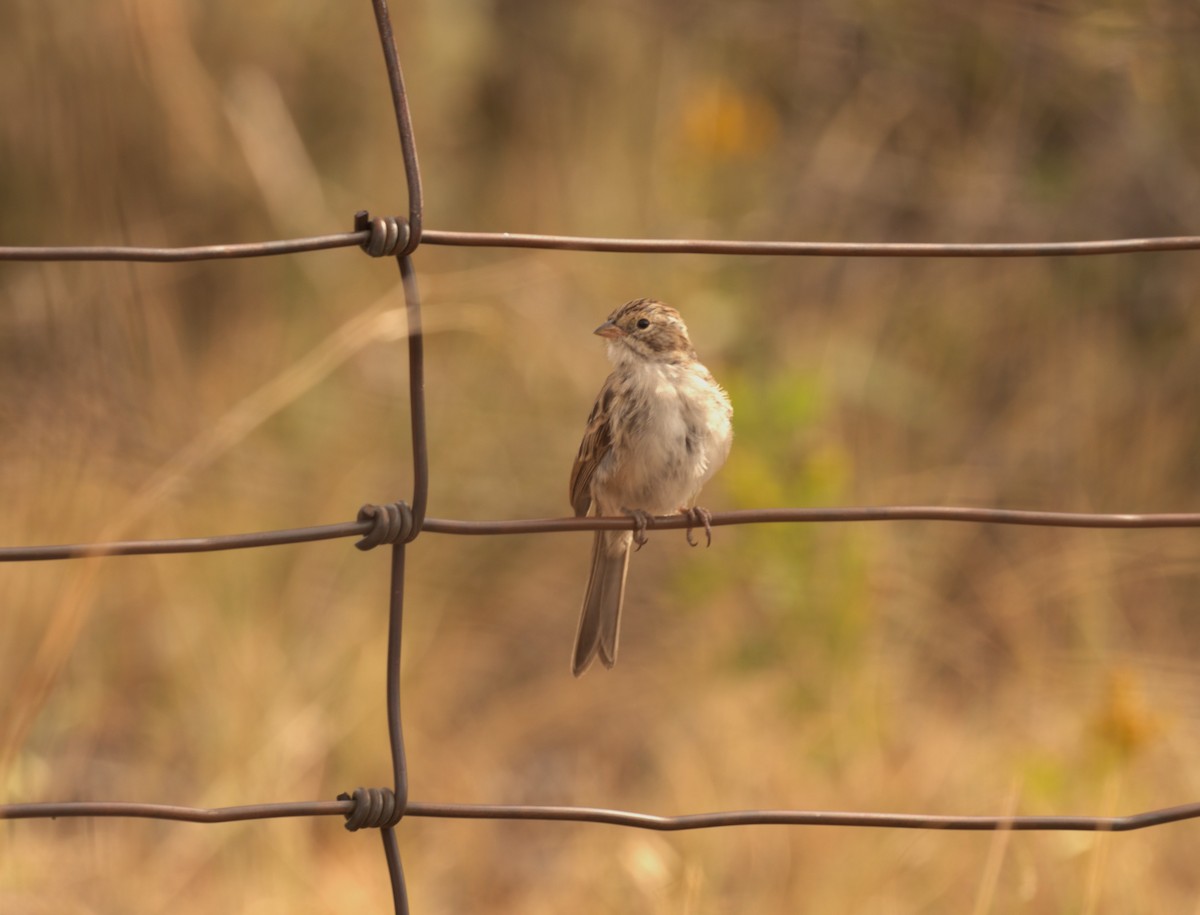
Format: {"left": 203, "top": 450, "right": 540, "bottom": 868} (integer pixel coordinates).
{"left": 3, "top": 0, "right": 1200, "bottom": 911}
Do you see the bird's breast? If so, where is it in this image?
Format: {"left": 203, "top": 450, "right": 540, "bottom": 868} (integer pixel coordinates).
{"left": 594, "top": 362, "right": 732, "bottom": 514}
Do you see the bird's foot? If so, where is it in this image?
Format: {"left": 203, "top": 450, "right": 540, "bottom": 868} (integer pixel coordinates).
{"left": 624, "top": 509, "right": 654, "bottom": 551}
{"left": 681, "top": 506, "right": 713, "bottom": 547}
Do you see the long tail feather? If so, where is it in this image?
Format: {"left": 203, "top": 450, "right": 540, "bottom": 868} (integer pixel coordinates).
{"left": 572, "top": 531, "right": 631, "bottom": 676}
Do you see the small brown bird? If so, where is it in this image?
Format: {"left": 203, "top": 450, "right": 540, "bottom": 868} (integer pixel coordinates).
{"left": 569, "top": 298, "right": 733, "bottom": 675}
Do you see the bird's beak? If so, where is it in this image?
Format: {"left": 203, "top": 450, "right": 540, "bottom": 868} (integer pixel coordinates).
{"left": 594, "top": 320, "right": 624, "bottom": 339}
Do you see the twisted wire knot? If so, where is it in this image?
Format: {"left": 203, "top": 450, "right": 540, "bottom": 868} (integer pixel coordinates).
{"left": 354, "top": 210, "right": 409, "bottom": 257}
{"left": 338, "top": 786, "right": 405, "bottom": 831}
{"left": 356, "top": 501, "right": 417, "bottom": 550}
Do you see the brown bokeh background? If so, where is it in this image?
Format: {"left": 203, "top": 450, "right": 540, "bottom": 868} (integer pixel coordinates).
{"left": 4, "top": 1, "right": 1200, "bottom": 911}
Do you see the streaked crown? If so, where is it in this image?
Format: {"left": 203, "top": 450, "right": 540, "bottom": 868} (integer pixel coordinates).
{"left": 596, "top": 298, "right": 696, "bottom": 362}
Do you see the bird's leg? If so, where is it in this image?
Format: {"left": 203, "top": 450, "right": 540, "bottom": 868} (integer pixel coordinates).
{"left": 680, "top": 506, "right": 713, "bottom": 547}
{"left": 623, "top": 509, "right": 654, "bottom": 551}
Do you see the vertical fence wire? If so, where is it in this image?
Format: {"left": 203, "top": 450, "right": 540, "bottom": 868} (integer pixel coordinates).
{"left": 370, "top": 2, "right": 426, "bottom": 904}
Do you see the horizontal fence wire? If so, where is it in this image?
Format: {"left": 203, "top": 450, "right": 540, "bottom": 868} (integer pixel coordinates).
{"left": 4, "top": 507, "right": 1200, "bottom": 563}
{"left": 6, "top": 799, "right": 1200, "bottom": 833}
{"left": 6, "top": 228, "right": 1200, "bottom": 262}
{"left": 3, "top": 0, "right": 1200, "bottom": 912}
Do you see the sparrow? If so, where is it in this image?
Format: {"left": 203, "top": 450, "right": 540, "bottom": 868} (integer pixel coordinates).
{"left": 569, "top": 298, "right": 733, "bottom": 676}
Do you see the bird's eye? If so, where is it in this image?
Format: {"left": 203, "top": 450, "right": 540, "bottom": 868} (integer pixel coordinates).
{"left": 636, "top": 317, "right": 650, "bottom": 329}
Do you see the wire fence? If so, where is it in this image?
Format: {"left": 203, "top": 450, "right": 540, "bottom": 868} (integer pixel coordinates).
{"left": 2, "top": 1, "right": 1200, "bottom": 912}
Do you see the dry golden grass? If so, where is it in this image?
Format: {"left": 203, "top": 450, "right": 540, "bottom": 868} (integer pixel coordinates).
{"left": 4, "top": 1, "right": 1200, "bottom": 912}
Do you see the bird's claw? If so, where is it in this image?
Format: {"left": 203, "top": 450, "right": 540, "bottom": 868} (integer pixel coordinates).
{"left": 682, "top": 506, "right": 713, "bottom": 547}
{"left": 627, "top": 509, "right": 653, "bottom": 551}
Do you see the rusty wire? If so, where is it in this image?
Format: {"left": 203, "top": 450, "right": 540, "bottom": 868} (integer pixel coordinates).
{"left": 4, "top": 506, "right": 1200, "bottom": 563}
{"left": 6, "top": 798, "right": 1200, "bottom": 833}
{"left": 6, "top": 226, "right": 1200, "bottom": 264}
{"left": 3, "top": 0, "right": 1200, "bottom": 913}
